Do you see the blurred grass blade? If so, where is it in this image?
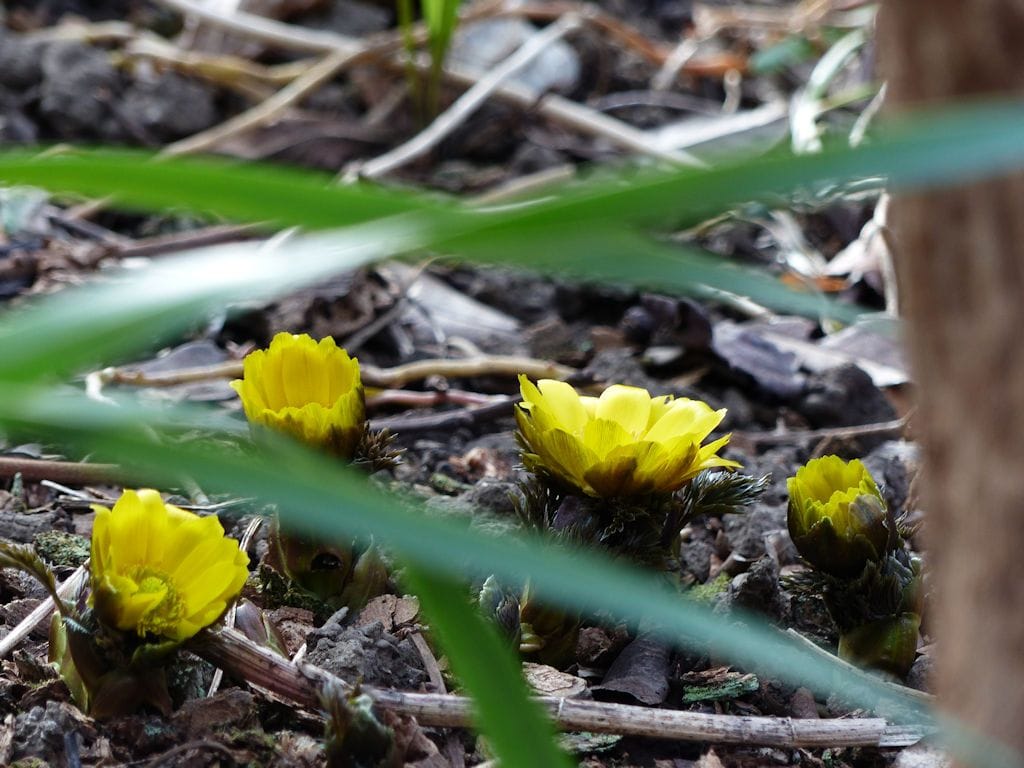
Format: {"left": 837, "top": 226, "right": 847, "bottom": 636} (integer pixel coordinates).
{"left": 0, "top": 149, "right": 442, "bottom": 229}
{"left": 0, "top": 223, "right": 425, "bottom": 381}
{"left": 404, "top": 565, "right": 572, "bottom": 768}
{"left": 1, "top": 102, "right": 1023, "bottom": 237}
{"left": 0, "top": 225, "right": 856, "bottom": 384}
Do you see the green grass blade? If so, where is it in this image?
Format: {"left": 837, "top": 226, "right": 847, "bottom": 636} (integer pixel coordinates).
{"left": 1, "top": 102, "right": 1022, "bottom": 236}
{"left": 0, "top": 223, "right": 425, "bottom": 381}
{"left": 403, "top": 565, "right": 572, "bottom": 768}
{"left": 0, "top": 149, "right": 443, "bottom": 229}
{"left": 0, "top": 223, "right": 857, "bottom": 383}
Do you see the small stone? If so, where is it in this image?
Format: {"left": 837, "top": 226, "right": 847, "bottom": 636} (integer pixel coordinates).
{"left": 121, "top": 71, "right": 219, "bottom": 141}
{"left": 0, "top": 31, "right": 45, "bottom": 90}
{"left": 800, "top": 363, "right": 896, "bottom": 429}
{"left": 449, "top": 18, "right": 580, "bottom": 94}
{"left": 172, "top": 689, "right": 256, "bottom": 734}
{"left": 522, "top": 662, "right": 587, "bottom": 698}
{"left": 39, "top": 43, "right": 123, "bottom": 140}
{"left": 719, "top": 555, "right": 789, "bottom": 623}
{"left": 306, "top": 619, "right": 426, "bottom": 690}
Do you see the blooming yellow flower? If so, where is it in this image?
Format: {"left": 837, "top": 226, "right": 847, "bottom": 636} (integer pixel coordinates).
{"left": 515, "top": 376, "right": 740, "bottom": 497}
{"left": 89, "top": 490, "right": 250, "bottom": 641}
{"left": 231, "top": 332, "right": 365, "bottom": 459}
{"left": 787, "top": 455, "right": 891, "bottom": 577}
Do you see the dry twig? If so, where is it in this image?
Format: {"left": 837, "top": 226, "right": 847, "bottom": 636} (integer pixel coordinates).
{"left": 0, "top": 457, "right": 124, "bottom": 485}
{"left": 0, "top": 565, "right": 88, "bottom": 660}
{"left": 94, "top": 354, "right": 574, "bottom": 392}
{"left": 193, "top": 625, "right": 928, "bottom": 748}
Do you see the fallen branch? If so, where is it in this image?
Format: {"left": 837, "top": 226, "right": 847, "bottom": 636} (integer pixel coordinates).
{"left": 94, "top": 354, "right": 574, "bottom": 391}
{"left": 193, "top": 625, "right": 929, "bottom": 748}
{"left": 731, "top": 415, "right": 910, "bottom": 449}
{"left": 163, "top": 49, "right": 356, "bottom": 157}
{"left": 0, "top": 565, "right": 87, "bottom": 660}
{"left": 0, "top": 457, "right": 124, "bottom": 485}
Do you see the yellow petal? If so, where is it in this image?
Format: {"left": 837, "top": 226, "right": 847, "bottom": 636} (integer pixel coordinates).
{"left": 533, "top": 428, "right": 599, "bottom": 495}
{"left": 535, "top": 379, "right": 588, "bottom": 433}
{"left": 595, "top": 385, "right": 652, "bottom": 436}
{"left": 644, "top": 400, "right": 725, "bottom": 444}
{"left": 582, "top": 418, "right": 633, "bottom": 458}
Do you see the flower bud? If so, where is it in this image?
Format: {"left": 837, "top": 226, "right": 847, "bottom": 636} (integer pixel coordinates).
{"left": 787, "top": 456, "right": 891, "bottom": 578}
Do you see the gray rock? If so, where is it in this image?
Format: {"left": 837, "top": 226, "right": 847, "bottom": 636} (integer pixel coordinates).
{"left": 40, "top": 43, "right": 123, "bottom": 140}
{"left": 863, "top": 440, "right": 921, "bottom": 515}
{"left": 449, "top": 18, "right": 580, "bottom": 94}
{"left": 460, "top": 479, "right": 519, "bottom": 517}
{"left": 306, "top": 616, "right": 426, "bottom": 690}
{"left": 121, "top": 71, "right": 219, "bottom": 141}
{"left": 13, "top": 701, "right": 87, "bottom": 762}
{"left": 0, "top": 31, "right": 45, "bottom": 90}
{"left": 906, "top": 652, "right": 933, "bottom": 693}
{"left": 800, "top": 363, "right": 896, "bottom": 429}
{"left": 712, "top": 321, "right": 805, "bottom": 400}
{"left": 722, "top": 502, "right": 787, "bottom": 560}
{"left": 721, "top": 555, "right": 789, "bottom": 623}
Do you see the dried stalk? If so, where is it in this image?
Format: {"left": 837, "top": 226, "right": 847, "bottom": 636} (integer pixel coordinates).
{"left": 94, "top": 354, "right": 574, "bottom": 392}
{"left": 0, "top": 565, "right": 88, "bottom": 660}
{"left": 0, "top": 457, "right": 124, "bottom": 484}
{"left": 193, "top": 625, "right": 928, "bottom": 748}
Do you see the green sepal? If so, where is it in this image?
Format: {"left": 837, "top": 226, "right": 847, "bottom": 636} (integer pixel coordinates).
{"left": 838, "top": 612, "right": 921, "bottom": 679}
{"left": 788, "top": 492, "right": 892, "bottom": 578}
{"left": 321, "top": 681, "right": 398, "bottom": 768}
{"left": 268, "top": 517, "right": 389, "bottom": 612}
{"left": 518, "top": 583, "right": 581, "bottom": 668}
{"left": 234, "top": 598, "right": 290, "bottom": 658}
{"left": 478, "top": 575, "right": 522, "bottom": 649}
{"left": 49, "top": 613, "right": 174, "bottom": 718}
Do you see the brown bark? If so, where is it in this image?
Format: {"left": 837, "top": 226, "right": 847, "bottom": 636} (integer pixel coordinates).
{"left": 878, "top": 0, "right": 1024, "bottom": 753}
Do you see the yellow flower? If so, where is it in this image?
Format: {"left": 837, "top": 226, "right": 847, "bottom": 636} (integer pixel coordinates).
{"left": 89, "top": 490, "right": 250, "bottom": 641}
{"left": 231, "top": 332, "right": 365, "bottom": 459}
{"left": 787, "top": 455, "right": 891, "bottom": 577}
{"left": 515, "top": 376, "right": 739, "bottom": 497}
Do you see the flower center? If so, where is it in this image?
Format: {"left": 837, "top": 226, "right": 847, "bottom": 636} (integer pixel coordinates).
{"left": 129, "top": 567, "right": 184, "bottom": 636}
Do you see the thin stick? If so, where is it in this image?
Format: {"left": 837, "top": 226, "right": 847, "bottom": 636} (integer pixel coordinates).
{"left": 0, "top": 457, "right": 124, "bottom": 485}
{"left": 783, "top": 629, "right": 934, "bottom": 706}
{"left": 96, "top": 354, "right": 574, "bottom": 391}
{"left": 86, "top": 224, "right": 263, "bottom": 265}
{"left": 368, "top": 355, "right": 574, "bottom": 389}
{"left": 193, "top": 625, "right": 928, "bottom": 748}
{"left": 366, "top": 389, "right": 503, "bottom": 410}
{"left": 154, "top": 0, "right": 363, "bottom": 54}
{"left": 443, "top": 63, "right": 706, "bottom": 167}
{"left": 207, "top": 516, "right": 265, "bottom": 698}
{"left": 731, "top": 415, "right": 910, "bottom": 448}
{"left": 163, "top": 49, "right": 355, "bottom": 157}
{"left": 0, "top": 565, "right": 88, "bottom": 660}
{"left": 349, "top": 14, "right": 583, "bottom": 180}
{"left": 652, "top": 38, "right": 701, "bottom": 91}
{"left": 371, "top": 397, "right": 515, "bottom": 435}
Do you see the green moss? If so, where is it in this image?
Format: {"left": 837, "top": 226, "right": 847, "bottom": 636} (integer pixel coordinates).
{"left": 687, "top": 572, "right": 730, "bottom": 603}
{"left": 33, "top": 531, "right": 90, "bottom": 568}
{"left": 253, "top": 563, "right": 332, "bottom": 621}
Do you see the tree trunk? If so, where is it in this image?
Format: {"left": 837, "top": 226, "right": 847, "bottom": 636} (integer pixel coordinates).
{"left": 878, "top": 1, "right": 1024, "bottom": 754}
